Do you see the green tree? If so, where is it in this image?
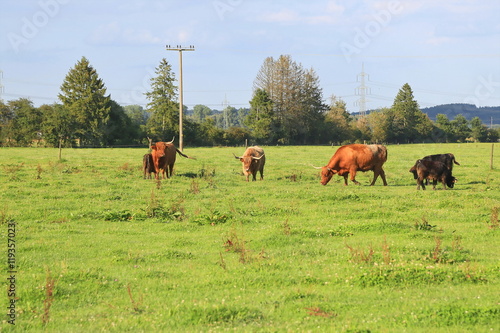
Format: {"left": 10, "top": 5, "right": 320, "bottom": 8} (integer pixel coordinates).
{"left": 324, "top": 95, "right": 353, "bottom": 144}
{"left": 104, "top": 100, "right": 137, "bottom": 146}
{"left": 5, "top": 98, "right": 42, "bottom": 146}
{"left": 470, "top": 117, "right": 488, "bottom": 142}
{"left": 40, "top": 103, "right": 74, "bottom": 147}
{"left": 0, "top": 100, "right": 15, "bottom": 145}
{"left": 450, "top": 114, "right": 470, "bottom": 142}
{"left": 124, "top": 105, "right": 149, "bottom": 144}
{"left": 391, "top": 83, "right": 425, "bottom": 143}
{"left": 192, "top": 104, "right": 212, "bottom": 123}
{"left": 246, "top": 88, "right": 274, "bottom": 144}
{"left": 144, "top": 58, "right": 178, "bottom": 141}
{"left": 59, "top": 57, "right": 111, "bottom": 146}
{"left": 435, "top": 114, "right": 454, "bottom": 142}
{"left": 367, "top": 108, "right": 391, "bottom": 143}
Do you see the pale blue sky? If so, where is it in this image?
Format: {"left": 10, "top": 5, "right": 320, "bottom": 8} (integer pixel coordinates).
{"left": 1, "top": 0, "right": 499, "bottom": 112}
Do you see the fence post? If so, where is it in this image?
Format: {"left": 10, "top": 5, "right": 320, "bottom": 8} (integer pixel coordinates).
{"left": 491, "top": 143, "right": 494, "bottom": 170}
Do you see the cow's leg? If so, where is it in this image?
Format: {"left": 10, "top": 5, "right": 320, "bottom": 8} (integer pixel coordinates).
{"left": 252, "top": 171, "right": 257, "bottom": 181}
{"left": 432, "top": 180, "right": 438, "bottom": 190}
{"left": 418, "top": 178, "right": 426, "bottom": 190}
{"left": 168, "top": 165, "right": 173, "bottom": 178}
{"left": 343, "top": 174, "right": 349, "bottom": 185}
{"left": 370, "top": 170, "right": 379, "bottom": 186}
{"left": 349, "top": 169, "right": 360, "bottom": 185}
{"left": 259, "top": 167, "right": 264, "bottom": 180}
{"left": 379, "top": 169, "right": 387, "bottom": 186}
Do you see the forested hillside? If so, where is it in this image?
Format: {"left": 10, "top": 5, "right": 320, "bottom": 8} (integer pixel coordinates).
{"left": 421, "top": 104, "right": 500, "bottom": 125}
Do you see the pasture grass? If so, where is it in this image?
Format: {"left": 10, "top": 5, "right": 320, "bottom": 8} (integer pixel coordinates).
{"left": 1, "top": 143, "right": 499, "bottom": 332}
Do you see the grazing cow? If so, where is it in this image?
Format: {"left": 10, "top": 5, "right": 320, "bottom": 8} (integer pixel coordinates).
{"left": 317, "top": 144, "right": 388, "bottom": 186}
{"left": 233, "top": 146, "right": 265, "bottom": 182}
{"left": 410, "top": 159, "right": 457, "bottom": 190}
{"left": 150, "top": 139, "right": 194, "bottom": 179}
{"left": 410, "top": 153, "right": 460, "bottom": 180}
{"left": 142, "top": 153, "right": 156, "bottom": 179}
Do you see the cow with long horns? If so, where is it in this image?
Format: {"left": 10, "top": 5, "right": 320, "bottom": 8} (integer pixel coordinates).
{"left": 315, "top": 144, "right": 388, "bottom": 186}
{"left": 150, "top": 138, "right": 194, "bottom": 179}
{"left": 233, "top": 146, "right": 266, "bottom": 182}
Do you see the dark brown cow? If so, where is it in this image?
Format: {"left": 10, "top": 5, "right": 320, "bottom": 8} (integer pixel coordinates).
{"left": 410, "top": 159, "right": 457, "bottom": 190}
{"left": 318, "top": 144, "right": 388, "bottom": 186}
{"left": 410, "top": 153, "right": 460, "bottom": 180}
{"left": 233, "top": 146, "right": 265, "bottom": 182}
{"left": 142, "top": 153, "right": 156, "bottom": 179}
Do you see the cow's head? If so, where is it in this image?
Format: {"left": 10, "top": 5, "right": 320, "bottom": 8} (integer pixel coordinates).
{"left": 446, "top": 175, "right": 457, "bottom": 188}
{"left": 150, "top": 145, "right": 165, "bottom": 158}
{"left": 234, "top": 153, "right": 263, "bottom": 174}
{"left": 320, "top": 166, "right": 336, "bottom": 185}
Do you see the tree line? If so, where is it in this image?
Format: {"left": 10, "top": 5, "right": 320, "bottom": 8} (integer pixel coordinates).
{"left": 0, "top": 55, "right": 498, "bottom": 147}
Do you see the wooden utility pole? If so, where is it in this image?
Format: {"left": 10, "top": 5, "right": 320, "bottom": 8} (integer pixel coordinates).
{"left": 166, "top": 45, "right": 195, "bottom": 151}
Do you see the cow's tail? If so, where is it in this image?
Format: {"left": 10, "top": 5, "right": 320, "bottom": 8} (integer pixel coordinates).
{"left": 176, "top": 149, "right": 196, "bottom": 160}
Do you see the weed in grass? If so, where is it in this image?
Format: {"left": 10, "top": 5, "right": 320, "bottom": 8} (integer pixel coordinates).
{"left": 4, "top": 163, "right": 24, "bottom": 181}
{"left": 103, "top": 210, "right": 134, "bottom": 222}
{"left": 42, "top": 269, "right": 56, "bottom": 325}
{"left": 219, "top": 252, "right": 227, "bottom": 270}
{"left": 432, "top": 237, "right": 443, "bottom": 263}
{"left": 283, "top": 219, "right": 291, "bottom": 236}
{"left": 144, "top": 189, "right": 181, "bottom": 220}
{"left": 414, "top": 217, "right": 436, "bottom": 231}
{"left": 424, "top": 236, "right": 471, "bottom": 264}
{"left": 288, "top": 171, "right": 303, "bottom": 182}
{"left": 223, "top": 228, "right": 251, "bottom": 263}
{"left": 0, "top": 211, "right": 10, "bottom": 225}
{"left": 35, "top": 164, "right": 43, "bottom": 179}
{"left": 169, "top": 197, "right": 186, "bottom": 221}
{"left": 305, "top": 306, "right": 337, "bottom": 318}
{"left": 381, "top": 236, "right": 391, "bottom": 265}
{"left": 195, "top": 209, "right": 231, "bottom": 225}
{"left": 190, "top": 180, "right": 200, "bottom": 194}
{"left": 346, "top": 243, "right": 375, "bottom": 264}
{"left": 126, "top": 284, "right": 144, "bottom": 314}
{"left": 489, "top": 206, "right": 499, "bottom": 229}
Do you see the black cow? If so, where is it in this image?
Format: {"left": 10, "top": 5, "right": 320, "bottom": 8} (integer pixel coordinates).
{"left": 410, "top": 153, "right": 460, "bottom": 180}
{"left": 142, "top": 153, "right": 156, "bottom": 179}
{"left": 410, "top": 159, "right": 457, "bottom": 190}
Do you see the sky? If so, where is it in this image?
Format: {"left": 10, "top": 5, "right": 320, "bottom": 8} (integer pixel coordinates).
{"left": 1, "top": 0, "right": 499, "bottom": 113}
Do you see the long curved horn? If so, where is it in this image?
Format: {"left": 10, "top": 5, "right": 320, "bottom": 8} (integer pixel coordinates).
{"left": 251, "top": 154, "right": 265, "bottom": 160}
{"left": 310, "top": 164, "right": 323, "bottom": 169}
{"left": 233, "top": 153, "right": 241, "bottom": 159}
{"left": 167, "top": 136, "right": 175, "bottom": 144}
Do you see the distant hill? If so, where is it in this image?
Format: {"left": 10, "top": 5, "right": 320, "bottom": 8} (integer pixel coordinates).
{"left": 352, "top": 104, "right": 500, "bottom": 126}
{"left": 421, "top": 104, "right": 500, "bottom": 125}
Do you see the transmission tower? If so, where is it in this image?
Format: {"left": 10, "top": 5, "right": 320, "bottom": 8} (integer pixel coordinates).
{"left": 222, "top": 94, "right": 229, "bottom": 129}
{"left": 355, "top": 63, "right": 371, "bottom": 117}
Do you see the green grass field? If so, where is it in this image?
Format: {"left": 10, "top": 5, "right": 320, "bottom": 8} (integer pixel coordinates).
{"left": 1, "top": 143, "right": 499, "bottom": 332}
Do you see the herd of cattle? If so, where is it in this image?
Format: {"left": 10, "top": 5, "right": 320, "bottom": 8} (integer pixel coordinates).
{"left": 142, "top": 141, "right": 460, "bottom": 190}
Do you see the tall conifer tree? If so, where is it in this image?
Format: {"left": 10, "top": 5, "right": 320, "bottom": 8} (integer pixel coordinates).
{"left": 144, "top": 58, "right": 178, "bottom": 140}
{"left": 59, "top": 57, "right": 111, "bottom": 146}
